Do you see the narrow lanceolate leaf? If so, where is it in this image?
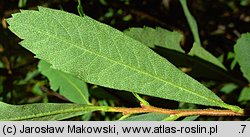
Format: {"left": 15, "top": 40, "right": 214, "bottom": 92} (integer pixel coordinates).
{"left": 182, "top": 115, "right": 199, "bottom": 121}
{"left": 7, "top": 7, "right": 240, "bottom": 111}
{"left": 189, "top": 43, "right": 227, "bottom": 70}
{"left": 0, "top": 102, "right": 106, "bottom": 121}
{"left": 125, "top": 29, "right": 235, "bottom": 83}
{"left": 124, "top": 27, "right": 184, "bottom": 52}
{"left": 179, "top": 0, "right": 226, "bottom": 70}
{"left": 234, "top": 33, "right": 250, "bottom": 82}
{"left": 179, "top": 0, "right": 201, "bottom": 47}
{"left": 38, "top": 60, "right": 90, "bottom": 105}
{"left": 121, "top": 113, "right": 169, "bottom": 121}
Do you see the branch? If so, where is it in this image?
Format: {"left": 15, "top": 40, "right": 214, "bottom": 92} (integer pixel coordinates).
{"left": 107, "top": 105, "right": 247, "bottom": 118}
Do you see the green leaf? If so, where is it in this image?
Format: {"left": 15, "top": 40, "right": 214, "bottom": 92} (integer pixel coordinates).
{"left": 127, "top": 30, "right": 236, "bottom": 83}
{"left": 246, "top": 117, "right": 250, "bottom": 121}
{"left": 7, "top": 7, "right": 240, "bottom": 111}
{"left": 179, "top": 0, "right": 226, "bottom": 70}
{"left": 182, "top": 115, "right": 199, "bottom": 121}
{"left": 227, "top": 52, "right": 237, "bottom": 70}
{"left": 179, "top": 0, "right": 201, "bottom": 47}
{"left": 122, "top": 14, "right": 132, "bottom": 21}
{"left": 121, "top": 113, "right": 169, "bottom": 121}
{"left": 122, "top": 111, "right": 199, "bottom": 121}
{"left": 77, "top": 0, "right": 84, "bottom": 17}
{"left": 38, "top": 60, "right": 90, "bottom": 105}
{"left": 0, "top": 102, "right": 106, "bottom": 121}
{"left": 189, "top": 43, "right": 227, "bottom": 70}
{"left": 163, "top": 114, "right": 181, "bottom": 121}
{"left": 18, "top": 0, "right": 27, "bottom": 8}
{"left": 124, "top": 27, "right": 184, "bottom": 52}
{"left": 0, "top": 60, "right": 4, "bottom": 68}
{"left": 238, "top": 87, "right": 250, "bottom": 103}
{"left": 241, "top": 0, "right": 250, "bottom": 6}
{"left": 220, "top": 83, "right": 238, "bottom": 94}
{"left": 234, "top": 33, "right": 250, "bottom": 82}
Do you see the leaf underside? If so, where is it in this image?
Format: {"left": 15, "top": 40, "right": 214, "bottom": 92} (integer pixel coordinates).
{"left": 0, "top": 102, "right": 101, "bottom": 121}
{"left": 121, "top": 113, "right": 169, "bottom": 121}
{"left": 234, "top": 33, "right": 250, "bottom": 82}
{"left": 38, "top": 60, "right": 90, "bottom": 105}
{"left": 180, "top": 0, "right": 226, "bottom": 70}
{"left": 7, "top": 7, "right": 236, "bottom": 109}
{"left": 124, "top": 27, "right": 184, "bottom": 52}
{"left": 189, "top": 43, "right": 227, "bottom": 70}
{"left": 124, "top": 27, "right": 230, "bottom": 82}
{"left": 238, "top": 87, "right": 250, "bottom": 103}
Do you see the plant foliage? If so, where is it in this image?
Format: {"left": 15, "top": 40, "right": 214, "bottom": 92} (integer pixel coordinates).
{"left": 124, "top": 27, "right": 184, "bottom": 52}
{"left": 38, "top": 60, "right": 90, "bottom": 105}
{"left": 2, "top": 1, "right": 250, "bottom": 121}
{"left": 234, "top": 33, "right": 250, "bottom": 82}
{"left": 6, "top": 7, "right": 240, "bottom": 111}
{"left": 0, "top": 102, "right": 105, "bottom": 121}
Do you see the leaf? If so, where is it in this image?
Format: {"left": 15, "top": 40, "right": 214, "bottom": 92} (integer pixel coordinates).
{"left": 124, "top": 27, "right": 184, "bottom": 52}
{"left": 246, "top": 117, "right": 250, "bottom": 121}
{"left": 182, "top": 115, "right": 199, "bottom": 121}
{"left": 18, "top": 0, "right": 27, "bottom": 8}
{"left": 121, "top": 112, "right": 199, "bottom": 121}
{"left": 124, "top": 27, "right": 228, "bottom": 80}
{"left": 127, "top": 30, "right": 234, "bottom": 82}
{"left": 131, "top": 38, "right": 237, "bottom": 83}
{"left": 238, "top": 87, "right": 250, "bottom": 103}
{"left": 179, "top": 0, "right": 226, "bottom": 70}
{"left": 227, "top": 52, "right": 238, "bottom": 70}
{"left": 6, "top": 7, "right": 240, "bottom": 111}
{"left": 241, "top": 0, "right": 250, "bottom": 6}
{"left": 234, "top": 33, "right": 250, "bottom": 82}
{"left": 0, "top": 101, "right": 106, "bottom": 121}
{"left": 38, "top": 60, "right": 90, "bottom": 105}
{"left": 189, "top": 43, "right": 227, "bottom": 70}
{"left": 77, "top": 0, "right": 84, "bottom": 17}
{"left": 220, "top": 83, "right": 238, "bottom": 94}
{"left": 121, "top": 113, "right": 169, "bottom": 121}
{"left": 179, "top": 0, "right": 201, "bottom": 47}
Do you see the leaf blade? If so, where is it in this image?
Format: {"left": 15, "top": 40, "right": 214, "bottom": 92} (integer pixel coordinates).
{"left": 179, "top": 0, "right": 226, "bottom": 70}
{"left": 234, "top": 33, "right": 250, "bottom": 82}
{"left": 124, "top": 27, "right": 184, "bottom": 52}
{"left": 189, "top": 43, "right": 227, "bottom": 70}
{"left": 38, "top": 60, "right": 90, "bottom": 105}
{"left": 238, "top": 87, "right": 250, "bottom": 103}
{"left": 125, "top": 28, "right": 238, "bottom": 83}
{"left": 121, "top": 113, "right": 169, "bottom": 121}
{"left": 7, "top": 7, "right": 239, "bottom": 110}
{"left": 0, "top": 102, "right": 105, "bottom": 121}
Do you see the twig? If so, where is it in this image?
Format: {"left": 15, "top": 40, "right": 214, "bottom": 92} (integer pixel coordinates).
{"left": 107, "top": 105, "right": 247, "bottom": 117}
{"left": 39, "top": 86, "right": 69, "bottom": 102}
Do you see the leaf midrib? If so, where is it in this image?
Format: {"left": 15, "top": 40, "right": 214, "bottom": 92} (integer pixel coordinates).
{"left": 21, "top": 12, "right": 223, "bottom": 106}
{"left": 1, "top": 105, "right": 100, "bottom": 121}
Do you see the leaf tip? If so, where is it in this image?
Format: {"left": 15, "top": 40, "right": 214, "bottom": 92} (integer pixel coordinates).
{"left": 37, "top": 6, "right": 52, "bottom": 13}
{"left": 37, "top": 6, "right": 46, "bottom": 11}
